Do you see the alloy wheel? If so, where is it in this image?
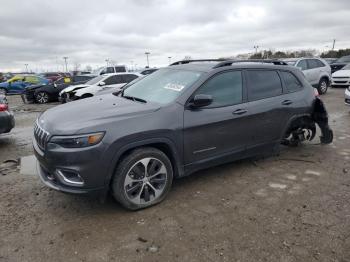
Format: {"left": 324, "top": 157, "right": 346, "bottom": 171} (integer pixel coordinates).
{"left": 36, "top": 92, "right": 49, "bottom": 104}
{"left": 0, "top": 88, "right": 6, "bottom": 95}
{"left": 320, "top": 80, "right": 328, "bottom": 93}
{"left": 124, "top": 157, "right": 168, "bottom": 205}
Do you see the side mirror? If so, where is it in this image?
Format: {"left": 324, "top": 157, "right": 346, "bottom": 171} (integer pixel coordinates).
{"left": 189, "top": 94, "right": 213, "bottom": 108}
{"left": 99, "top": 81, "right": 106, "bottom": 86}
{"left": 297, "top": 66, "right": 304, "bottom": 71}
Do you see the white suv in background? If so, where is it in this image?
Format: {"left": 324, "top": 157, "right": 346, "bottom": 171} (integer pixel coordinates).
{"left": 283, "top": 58, "right": 331, "bottom": 94}
{"left": 89, "top": 65, "right": 128, "bottom": 76}
{"left": 59, "top": 73, "right": 141, "bottom": 102}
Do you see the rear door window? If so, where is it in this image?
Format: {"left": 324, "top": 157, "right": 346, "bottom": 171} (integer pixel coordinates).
{"left": 104, "top": 75, "right": 123, "bottom": 85}
{"left": 307, "top": 59, "right": 321, "bottom": 69}
{"left": 280, "top": 71, "right": 303, "bottom": 93}
{"left": 115, "top": 66, "right": 127, "bottom": 72}
{"left": 194, "top": 71, "right": 243, "bottom": 107}
{"left": 122, "top": 74, "right": 138, "bottom": 83}
{"left": 247, "top": 70, "right": 283, "bottom": 101}
{"left": 296, "top": 60, "right": 307, "bottom": 70}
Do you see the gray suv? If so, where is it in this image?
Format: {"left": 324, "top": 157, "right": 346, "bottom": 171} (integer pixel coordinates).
{"left": 34, "top": 59, "right": 333, "bottom": 210}
{"left": 283, "top": 58, "right": 331, "bottom": 94}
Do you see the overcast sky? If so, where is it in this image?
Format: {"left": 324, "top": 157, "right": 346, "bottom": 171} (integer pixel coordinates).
{"left": 1, "top": 0, "right": 350, "bottom": 72}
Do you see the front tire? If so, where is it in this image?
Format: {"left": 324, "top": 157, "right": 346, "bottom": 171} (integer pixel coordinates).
{"left": 111, "top": 147, "right": 173, "bottom": 210}
{"left": 317, "top": 78, "right": 328, "bottom": 95}
{"left": 35, "top": 91, "right": 49, "bottom": 104}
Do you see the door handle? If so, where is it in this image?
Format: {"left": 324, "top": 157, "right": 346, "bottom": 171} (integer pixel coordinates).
{"left": 232, "top": 109, "right": 247, "bottom": 115}
{"left": 281, "top": 100, "right": 293, "bottom": 105}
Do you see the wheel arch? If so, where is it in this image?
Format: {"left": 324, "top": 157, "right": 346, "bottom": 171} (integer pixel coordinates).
{"left": 105, "top": 137, "right": 184, "bottom": 187}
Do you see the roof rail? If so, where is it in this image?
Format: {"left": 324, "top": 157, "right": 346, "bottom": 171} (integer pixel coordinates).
{"left": 170, "top": 59, "right": 226, "bottom": 66}
{"left": 213, "top": 59, "right": 288, "bottom": 68}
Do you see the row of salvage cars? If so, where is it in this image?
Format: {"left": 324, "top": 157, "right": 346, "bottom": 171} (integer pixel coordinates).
{"left": 22, "top": 69, "right": 157, "bottom": 104}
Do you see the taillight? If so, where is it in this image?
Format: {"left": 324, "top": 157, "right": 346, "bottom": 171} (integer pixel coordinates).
{"left": 0, "top": 104, "right": 8, "bottom": 111}
{"left": 314, "top": 88, "right": 319, "bottom": 97}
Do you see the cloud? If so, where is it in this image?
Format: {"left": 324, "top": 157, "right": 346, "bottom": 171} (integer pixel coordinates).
{"left": 0, "top": 0, "right": 349, "bottom": 71}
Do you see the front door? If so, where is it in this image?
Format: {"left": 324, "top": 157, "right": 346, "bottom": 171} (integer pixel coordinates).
{"left": 183, "top": 70, "right": 250, "bottom": 164}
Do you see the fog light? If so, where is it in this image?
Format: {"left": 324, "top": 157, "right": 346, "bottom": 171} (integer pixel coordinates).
{"left": 56, "top": 169, "right": 84, "bottom": 186}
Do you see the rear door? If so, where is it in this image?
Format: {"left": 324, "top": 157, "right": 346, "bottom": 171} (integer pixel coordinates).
{"left": 296, "top": 59, "right": 313, "bottom": 84}
{"left": 244, "top": 70, "right": 286, "bottom": 148}
{"left": 305, "top": 59, "right": 320, "bottom": 85}
{"left": 183, "top": 70, "right": 249, "bottom": 164}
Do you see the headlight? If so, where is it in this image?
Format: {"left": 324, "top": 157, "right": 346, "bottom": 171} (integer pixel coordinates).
{"left": 50, "top": 132, "right": 105, "bottom": 148}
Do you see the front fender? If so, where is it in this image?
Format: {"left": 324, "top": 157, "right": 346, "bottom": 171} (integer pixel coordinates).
{"left": 104, "top": 136, "right": 183, "bottom": 187}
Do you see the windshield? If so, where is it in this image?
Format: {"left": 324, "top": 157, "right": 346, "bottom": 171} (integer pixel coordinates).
{"left": 342, "top": 64, "right": 350, "bottom": 70}
{"left": 336, "top": 56, "right": 350, "bottom": 63}
{"left": 85, "top": 75, "right": 104, "bottom": 85}
{"left": 123, "top": 68, "right": 203, "bottom": 104}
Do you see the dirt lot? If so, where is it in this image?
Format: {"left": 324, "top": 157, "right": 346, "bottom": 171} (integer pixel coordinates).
{"left": 0, "top": 89, "right": 349, "bottom": 262}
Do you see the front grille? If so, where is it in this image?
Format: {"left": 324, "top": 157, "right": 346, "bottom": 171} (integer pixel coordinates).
{"left": 34, "top": 121, "right": 50, "bottom": 150}
{"left": 334, "top": 81, "right": 347, "bottom": 84}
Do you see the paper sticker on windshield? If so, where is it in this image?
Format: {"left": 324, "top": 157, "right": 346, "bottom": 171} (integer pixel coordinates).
{"left": 164, "top": 83, "right": 184, "bottom": 92}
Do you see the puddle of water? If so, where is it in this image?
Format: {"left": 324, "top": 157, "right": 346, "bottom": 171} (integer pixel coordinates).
{"left": 286, "top": 174, "right": 297, "bottom": 180}
{"left": 269, "top": 183, "right": 287, "bottom": 189}
{"left": 20, "top": 155, "right": 37, "bottom": 176}
{"left": 305, "top": 170, "right": 321, "bottom": 176}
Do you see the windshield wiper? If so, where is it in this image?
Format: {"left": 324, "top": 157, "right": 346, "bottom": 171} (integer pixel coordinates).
{"left": 122, "top": 95, "right": 147, "bottom": 103}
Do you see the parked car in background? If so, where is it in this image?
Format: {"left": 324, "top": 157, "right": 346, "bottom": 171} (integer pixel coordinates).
{"left": 283, "top": 58, "right": 331, "bottom": 94}
{"left": 40, "top": 72, "right": 64, "bottom": 83}
{"left": 0, "top": 75, "right": 49, "bottom": 95}
{"left": 331, "top": 64, "right": 350, "bottom": 87}
{"left": 0, "top": 95, "right": 15, "bottom": 134}
{"left": 345, "top": 86, "right": 350, "bottom": 106}
{"left": 323, "top": 58, "right": 337, "bottom": 65}
{"left": 89, "top": 66, "right": 127, "bottom": 76}
{"left": 60, "top": 73, "right": 140, "bottom": 102}
{"left": 138, "top": 68, "right": 158, "bottom": 75}
{"left": 23, "top": 75, "right": 94, "bottom": 104}
{"left": 330, "top": 56, "right": 350, "bottom": 73}
{"left": 34, "top": 59, "right": 333, "bottom": 210}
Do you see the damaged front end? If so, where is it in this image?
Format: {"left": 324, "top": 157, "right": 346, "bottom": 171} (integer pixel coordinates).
{"left": 282, "top": 97, "right": 333, "bottom": 146}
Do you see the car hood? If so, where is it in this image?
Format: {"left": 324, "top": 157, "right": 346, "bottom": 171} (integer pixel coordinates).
{"left": 332, "top": 70, "right": 350, "bottom": 77}
{"left": 59, "top": 84, "right": 91, "bottom": 95}
{"left": 38, "top": 94, "right": 161, "bottom": 135}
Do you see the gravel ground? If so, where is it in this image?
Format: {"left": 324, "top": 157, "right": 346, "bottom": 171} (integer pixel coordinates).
{"left": 0, "top": 89, "right": 349, "bottom": 262}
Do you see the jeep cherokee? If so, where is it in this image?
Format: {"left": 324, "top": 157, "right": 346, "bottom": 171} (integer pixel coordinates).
{"left": 34, "top": 59, "right": 333, "bottom": 210}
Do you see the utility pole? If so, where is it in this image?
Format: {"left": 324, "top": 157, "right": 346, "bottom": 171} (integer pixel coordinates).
{"left": 24, "top": 64, "right": 28, "bottom": 73}
{"left": 63, "top": 57, "right": 68, "bottom": 72}
{"left": 105, "top": 59, "right": 109, "bottom": 67}
{"left": 332, "top": 39, "right": 336, "bottom": 50}
{"left": 254, "top": 45, "right": 259, "bottom": 54}
{"left": 168, "top": 56, "right": 172, "bottom": 64}
{"left": 145, "top": 52, "right": 150, "bottom": 68}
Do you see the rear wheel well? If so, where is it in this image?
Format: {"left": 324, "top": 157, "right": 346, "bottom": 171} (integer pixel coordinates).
{"left": 284, "top": 115, "right": 315, "bottom": 138}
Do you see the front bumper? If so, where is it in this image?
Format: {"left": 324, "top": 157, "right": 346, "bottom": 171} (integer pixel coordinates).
{"left": 332, "top": 78, "right": 350, "bottom": 86}
{"left": 345, "top": 88, "right": 350, "bottom": 106}
{"left": 33, "top": 137, "right": 108, "bottom": 195}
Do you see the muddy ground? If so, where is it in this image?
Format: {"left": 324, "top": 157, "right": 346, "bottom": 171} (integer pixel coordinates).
{"left": 0, "top": 89, "right": 349, "bottom": 262}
